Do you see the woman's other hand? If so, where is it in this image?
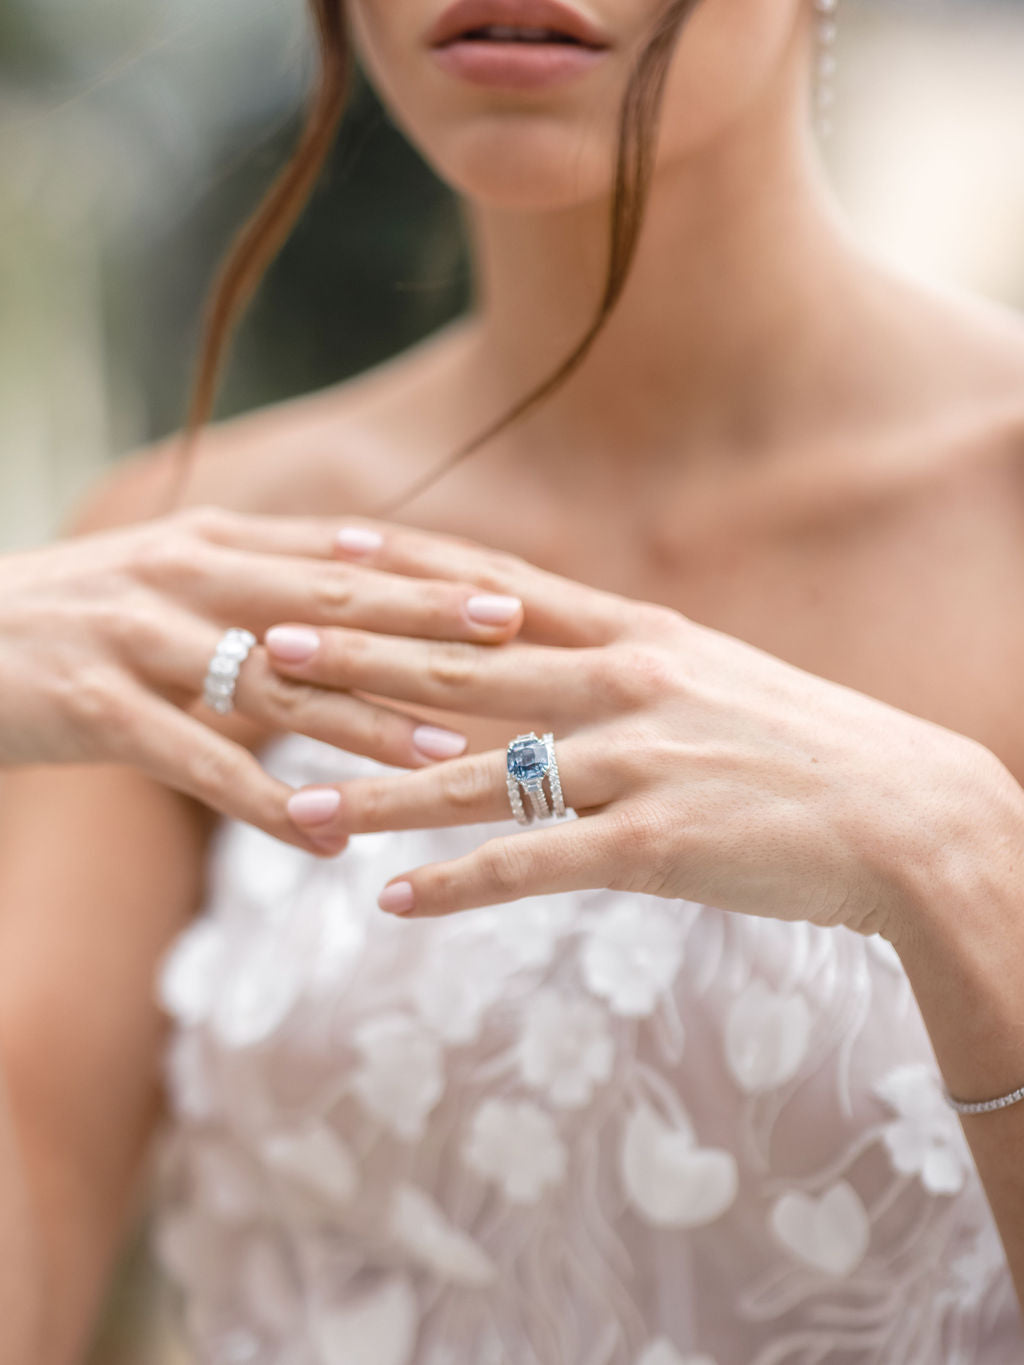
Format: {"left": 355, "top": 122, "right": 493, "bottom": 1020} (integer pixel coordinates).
{"left": 0, "top": 508, "right": 522, "bottom": 849}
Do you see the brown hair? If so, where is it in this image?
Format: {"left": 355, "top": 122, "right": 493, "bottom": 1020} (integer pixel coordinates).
{"left": 184, "top": 0, "right": 701, "bottom": 511}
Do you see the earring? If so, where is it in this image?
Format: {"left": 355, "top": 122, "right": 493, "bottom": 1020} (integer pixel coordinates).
{"left": 813, "top": 0, "right": 839, "bottom": 139}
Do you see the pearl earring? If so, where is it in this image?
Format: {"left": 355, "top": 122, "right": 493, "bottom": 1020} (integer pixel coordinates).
{"left": 813, "top": 0, "right": 839, "bottom": 139}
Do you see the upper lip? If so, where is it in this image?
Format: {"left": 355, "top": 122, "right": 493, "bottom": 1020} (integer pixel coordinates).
{"left": 427, "top": 0, "right": 611, "bottom": 49}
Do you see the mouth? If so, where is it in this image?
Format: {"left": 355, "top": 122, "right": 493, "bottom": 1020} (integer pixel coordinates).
{"left": 428, "top": 1, "right": 611, "bottom": 53}
{"left": 458, "top": 25, "right": 590, "bottom": 45}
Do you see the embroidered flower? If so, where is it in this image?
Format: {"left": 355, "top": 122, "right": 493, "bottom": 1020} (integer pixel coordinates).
{"left": 312, "top": 1274, "right": 419, "bottom": 1365}
{"left": 389, "top": 1183, "right": 497, "bottom": 1286}
{"left": 581, "top": 902, "right": 684, "bottom": 1016}
{"left": 620, "top": 1103, "right": 737, "bottom": 1229}
{"left": 947, "top": 1220, "right": 1008, "bottom": 1310}
{"left": 352, "top": 1013, "right": 444, "bottom": 1141}
{"left": 215, "top": 818, "right": 313, "bottom": 917}
{"left": 259, "top": 1120, "right": 359, "bottom": 1207}
{"left": 462, "top": 1099, "right": 567, "bottom": 1203}
{"left": 191, "top": 1137, "right": 267, "bottom": 1223}
{"left": 469, "top": 897, "right": 576, "bottom": 971}
{"left": 240, "top": 1235, "right": 300, "bottom": 1336}
{"left": 164, "top": 1028, "right": 217, "bottom": 1122}
{"left": 769, "top": 1180, "right": 870, "bottom": 1278}
{"left": 637, "top": 1343, "right": 718, "bottom": 1365}
{"left": 874, "top": 1064, "right": 973, "bottom": 1195}
{"left": 157, "top": 918, "right": 227, "bottom": 1027}
{"left": 517, "top": 989, "right": 614, "bottom": 1108}
{"left": 724, "top": 980, "right": 812, "bottom": 1094}
{"left": 412, "top": 935, "right": 513, "bottom": 1045}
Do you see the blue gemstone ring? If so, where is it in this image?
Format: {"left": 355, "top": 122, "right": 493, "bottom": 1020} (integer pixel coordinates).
{"left": 506, "top": 731, "right": 567, "bottom": 826}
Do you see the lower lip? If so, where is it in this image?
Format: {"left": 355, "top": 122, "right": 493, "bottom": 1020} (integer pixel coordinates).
{"left": 431, "top": 40, "right": 606, "bottom": 90}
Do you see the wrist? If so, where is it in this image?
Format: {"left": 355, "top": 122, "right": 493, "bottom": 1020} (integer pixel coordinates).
{"left": 888, "top": 740, "right": 1024, "bottom": 961}
{"left": 887, "top": 741, "right": 1024, "bottom": 1107}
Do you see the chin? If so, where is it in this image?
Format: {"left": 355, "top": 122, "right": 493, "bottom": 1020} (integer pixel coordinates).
{"left": 428, "top": 121, "right": 616, "bottom": 210}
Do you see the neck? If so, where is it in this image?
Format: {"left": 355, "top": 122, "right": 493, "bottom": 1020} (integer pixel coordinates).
{"left": 459, "top": 64, "right": 865, "bottom": 467}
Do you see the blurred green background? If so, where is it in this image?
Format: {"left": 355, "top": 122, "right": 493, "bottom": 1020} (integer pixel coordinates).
{"left": 1, "top": 0, "right": 1024, "bottom": 1360}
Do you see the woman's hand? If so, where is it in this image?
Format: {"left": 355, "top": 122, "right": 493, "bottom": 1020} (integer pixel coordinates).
{"left": 0, "top": 509, "right": 522, "bottom": 849}
{"left": 270, "top": 521, "right": 1006, "bottom": 940}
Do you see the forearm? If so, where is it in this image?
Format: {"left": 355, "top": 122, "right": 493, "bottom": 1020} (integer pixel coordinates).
{"left": 0, "top": 764, "right": 210, "bottom": 1365}
{"left": 0, "top": 1063, "right": 43, "bottom": 1365}
{"left": 892, "top": 749, "right": 1024, "bottom": 1307}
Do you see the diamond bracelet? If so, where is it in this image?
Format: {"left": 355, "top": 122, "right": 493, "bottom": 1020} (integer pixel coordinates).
{"left": 944, "top": 1081, "right": 1024, "bottom": 1117}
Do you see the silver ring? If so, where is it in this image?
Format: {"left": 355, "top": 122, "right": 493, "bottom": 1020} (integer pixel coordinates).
{"left": 202, "top": 627, "right": 257, "bottom": 716}
{"left": 506, "top": 731, "right": 567, "bottom": 826}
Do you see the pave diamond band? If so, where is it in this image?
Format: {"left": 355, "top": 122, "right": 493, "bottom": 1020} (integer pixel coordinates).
{"left": 506, "top": 731, "right": 566, "bottom": 826}
{"left": 944, "top": 1081, "right": 1024, "bottom": 1117}
{"left": 203, "top": 627, "right": 257, "bottom": 716}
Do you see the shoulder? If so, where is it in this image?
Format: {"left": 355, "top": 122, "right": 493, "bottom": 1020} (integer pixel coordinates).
{"left": 71, "top": 316, "right": 478, "bottom": 535}
{"left": 881, "top": 274, "right": 1024, "bottom": 503}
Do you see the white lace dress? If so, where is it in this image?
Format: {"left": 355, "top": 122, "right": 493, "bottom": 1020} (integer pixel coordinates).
{"left": 153, "top": 736, "right": 1024, "bottom": 1365}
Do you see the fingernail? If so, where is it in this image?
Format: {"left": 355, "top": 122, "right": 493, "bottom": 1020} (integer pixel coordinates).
{"left": 413, "top": 725, "right": 468, "bottom": 762}
{"left": 266, "top": 626, "right": 321, "bottom": 663}
{"left": 287, "top": 787, "right": 341, "bottom": 826}
{"left": 466, "top": 594, "right": 522, "bottom": 627}
{"left": 379, "top": 880, "right": 416, "bottom": 915}
{"left": 336, "top": 526, "right": 383, "bottom": 556}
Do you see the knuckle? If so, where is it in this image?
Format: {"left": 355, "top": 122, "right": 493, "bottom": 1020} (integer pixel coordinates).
{"left": 420, "top": 583, "right": 462, "bottom": 634}
{"left": 132, "top": 527, "right": 210, "bottom": 593}
{"left": 349, "top": 781, "right": 386, "bottom": 832}
{"left": 634, "top": 602, "right": 686, "bottom": 641}
{"left": 66, "top": 667, "right": 130, "bottom": 733}
{"left": 184, "top": 743, "right": 241, "bottom": 798}
{"left": 262, "top": 671, "right": 318, "bottom": 724}
{"left": 466, "top": 550, "right": 525, "bottom": 595}
{"left": 591, "top": 644, "right": 676, "bottom": 709}
{"left": 447, "top": 546, "right": 524, "bottom": 595}
{"left": 607, "top": 803, "right": 674, "bottom": 888}
{"left": 625, "top": 803, "right": 672, "bottom": 859}
{"left": 600, "top": 727, "right": 654, "bottom": 786}
{"left": 178, "top": 504, "right": 237, "bottom": 541}
{"left": 426, "top": 641, "right": 478, "bottom": 691}
{"left": 106, "top": 598, "right": 164, "bottom": 658}
{"left": 360, "top": 704, "right": 401, "bottom": 758}
{"left": 311, "top": 567, "right": 356, "bottom": 618}
{"left": 481, "top": 839, "right": 528, "bottom": 897}
{"left": 437, "top": 760, "right": 493, "bottom": 811}
{"left": 422, "top": 860, "right": 460, "bottom": 907}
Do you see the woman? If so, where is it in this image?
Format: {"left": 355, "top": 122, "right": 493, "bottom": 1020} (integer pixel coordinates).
{"left": 3, "top": 0, "right": 1024, "bottom": 1361}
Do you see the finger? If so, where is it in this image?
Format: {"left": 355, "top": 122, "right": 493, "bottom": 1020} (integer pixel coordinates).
{"left": 183, "top": 507, "right": 347, "bottom": 558}
{"left": 288, "top": 738, "right": 619, "bottom": 840}
{"left": 333, "top": 520, "right": 632, "bottom": 647}
{"left": 374, "top": 815, "right": 623, "bottom": 918}
{"left": 159, "top": 543, "right": 525, "bottom": 643}
{"left": 233, "top": 650, "right": 470, "bottom": 769}
{"left": 110, "top": 688, "right": 347, "bottom": 855}
{"left": 132, "top": 615, "right": 471, "bottom": 771}
{"left": 264, "top": 628, "right": 596, "bottom": 724}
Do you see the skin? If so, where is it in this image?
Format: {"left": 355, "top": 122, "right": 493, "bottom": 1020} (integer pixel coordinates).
{"left": 1, "top": 0, "right": 1024, "bottom": 1359}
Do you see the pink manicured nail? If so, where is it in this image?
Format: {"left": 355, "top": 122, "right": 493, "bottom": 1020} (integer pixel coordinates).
{"left": 413, "top": 725, "right": 468, "bottom": 762}
{"left": 288, "top": 787, "right": 341, "bottom": 826}
{"left": 379, "top": 881, "right": 415, "bottom": 915}
{"left": 266, "top": 626, "right": 321, "bottom": 663}
{"left": 336, "top": 526, "right": 383, "bottom": 556}
{"left": 466, "top": 594, "right": 522, "bottom": 626}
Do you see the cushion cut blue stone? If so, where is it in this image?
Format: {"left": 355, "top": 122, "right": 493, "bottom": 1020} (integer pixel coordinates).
{"left": 507, "top": 736, "right": 549, "bottom": 784}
